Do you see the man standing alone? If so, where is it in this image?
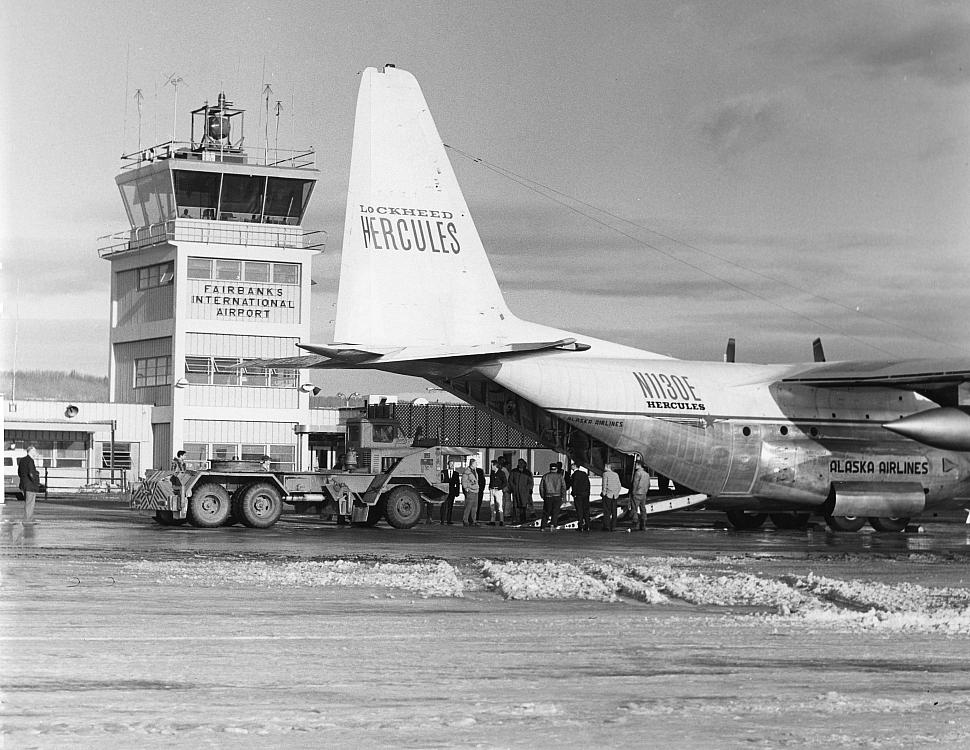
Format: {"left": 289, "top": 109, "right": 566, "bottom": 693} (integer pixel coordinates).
{"left": 17, "top": 446, "right": 42, "bottom": 525}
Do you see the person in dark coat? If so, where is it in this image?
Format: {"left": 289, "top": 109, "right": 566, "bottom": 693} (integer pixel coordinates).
{"left": 570, "top": 462, "right": 591, "bottom": 532}
{"left": 17, "top": 446, "right": 43, "bottom": 524}
{"left": 440, "top": 463, "right": 461, "bottom": 524}
{"left": 509, "top": 459, "right": 534, "bottom": 524}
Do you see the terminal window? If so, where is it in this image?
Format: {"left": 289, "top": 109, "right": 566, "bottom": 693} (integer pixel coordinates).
{"left": 182, "top": 356, "right": 296, "bottom": 387}
{"left": 135, "top": 356, "right": 172, "bottom": 388}
{"left": 138, "top": 261, "right": 175, "bottom": 290}
{"left": 187, "top": 257, "right": 300, "bottom": 285}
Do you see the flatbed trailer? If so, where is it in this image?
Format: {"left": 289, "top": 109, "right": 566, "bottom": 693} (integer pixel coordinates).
{"left": 130, "top": 410, "right": 451, "bottom": 530}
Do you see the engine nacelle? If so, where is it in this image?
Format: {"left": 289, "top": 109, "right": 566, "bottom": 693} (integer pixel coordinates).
{"left": 883, "top": 407, "right": 970, "bottom": 451}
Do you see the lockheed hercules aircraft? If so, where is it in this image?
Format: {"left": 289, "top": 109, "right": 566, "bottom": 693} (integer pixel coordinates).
{"left": 259, "top": 65, "right": 970, "bottom": 532}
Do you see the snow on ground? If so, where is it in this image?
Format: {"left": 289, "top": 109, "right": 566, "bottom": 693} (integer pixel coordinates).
{"left": 480, "top": 559, "right": 617, "bottom": 601}
{"left": 124, "top": 555, "right": 970, "bottom": 633}
{"left": 125, "top": 558, "right": 465, "bottom": 598}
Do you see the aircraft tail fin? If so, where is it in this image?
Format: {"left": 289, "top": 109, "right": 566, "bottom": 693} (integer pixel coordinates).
{"left": 334, "top": 65, "right": 553, "bottom": 349}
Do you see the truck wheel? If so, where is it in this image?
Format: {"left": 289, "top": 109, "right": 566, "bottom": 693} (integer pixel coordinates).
{"left": 824, "top": 514, "right": 866, "bottom": 532}
{"left": 236, "top": 482, "right": 284, "bottom": 529}
{"left": 384, "top": 486, "right": 423, "bottom": 529}
{"left": 154, "top": 510, "right": 187, "bottom": 526}
{"left": 869, "top": 516, "right": 910, "bottom": 533}
{"left": 188, "top": 483, "right": 232, "bottom": 528}
{"left": 725, "top": 510, "right": 767, "bottom": 530}
{"left": 359, "top": 499, "right": 386, "bottom": 527}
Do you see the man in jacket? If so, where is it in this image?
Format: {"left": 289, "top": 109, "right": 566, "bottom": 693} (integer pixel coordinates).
{"left": 509, "top": 459, "right": 534, "bottom": 524}
{"left": 630, "top": 459, "right": 650, "bottom": 531}
{"left": 539, "top": 462, "right": 566, "bottom": 531}
{"left": 461, "top": 460, "right": 481, "bottom": 526}
{"left": 570, "top": 462, "right": 591, "bottom": 532}
{"left": 440, "top": 463, "right": 461, "bottom": 525}
{"left": 488, "top": 459, "right": 507, "bottom": 526}
{"left": 601, "top": 462, "right": 623, "bottom": 531}
{"left": 17, "top": 446, "right": 43, "bottom": 524}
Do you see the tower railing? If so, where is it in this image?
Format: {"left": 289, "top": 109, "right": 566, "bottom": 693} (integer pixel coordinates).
{"left": 120, "top": 140, "right": 316, "bottom": 170}
{"left": 97, "top": 219, "right": 326, "bottom": 257}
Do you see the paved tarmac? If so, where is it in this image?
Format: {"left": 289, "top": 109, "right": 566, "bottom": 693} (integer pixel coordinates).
{"left": 2, "top": 497, "right": 969, "bottom": 748}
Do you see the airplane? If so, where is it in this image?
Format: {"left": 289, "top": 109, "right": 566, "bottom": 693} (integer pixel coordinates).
{"left": 253, "top": 64, "right": 970, "bottom": 533}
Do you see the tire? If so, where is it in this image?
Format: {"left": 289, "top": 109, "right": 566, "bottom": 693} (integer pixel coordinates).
{"left": 188, "top": 483, "right": 232, "bottom": 528}
{"left": 383, "top": 486, "right": 423, "bottom": 529}
{"left": 770, "top": 512, "right": 810, "bottom": 530}
{"left": 824, "top": 514, "right": 866, "bottom": 532}
{"left": 235, "top": 482, "right": 284, "bottom": 529}
{"left": 725, "top": 510, "right": 767, "bottom": 530}
{"left": 869, "top": 516, "right": 910, "bottom": 533}
{"left": 154, "top": 510, "right": 187, "bottom": 526}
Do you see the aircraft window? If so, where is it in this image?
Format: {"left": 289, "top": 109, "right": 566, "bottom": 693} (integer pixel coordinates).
{"left": 810, "top": 427, "right": 819, "bottom": 437}
{"left": 220, "top": 174, "right": 265, "bottom": 222}
{"left": 780, "top": 426, "right": 789, "bottom": 436}
{"left": 215, "top": 260, "right": 241, "bottom": 280}
{"left": 174, "top": 170, "right": 221, "bottom": 219}
{"left": 264, "top": 177, "right": 313, "bottom": 224}
{"left": 742, "top": 426, "right": 751, "bottom": 437}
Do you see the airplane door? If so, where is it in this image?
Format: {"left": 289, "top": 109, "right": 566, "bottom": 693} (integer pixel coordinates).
{"left": 721, "top": 424, "right": 762, "bottom": 494}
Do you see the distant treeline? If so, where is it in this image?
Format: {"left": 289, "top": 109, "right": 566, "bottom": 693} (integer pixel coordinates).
{"left": 0, "top": 370, "right": 109, "bottom": 401}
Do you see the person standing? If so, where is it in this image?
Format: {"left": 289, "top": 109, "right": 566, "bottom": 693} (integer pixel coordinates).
{"left": 17, "top": 446, "right": 43, "bottom": 525}
{"left": 488, "top": 459, "right": 507, "bottom": 526}
{"left": 499, "top": 457, "right": 512, "bottom": 521}
{"left": 440, "top": 463, "right": 461, "bottom": 525}
{"left": 630, "top": 459, "right": 650, "bottom": 531}
{"left": 570, "top": 462, "right": 591, "bottom": 532}
{"left": 170, "top": 450, "right": 188, "bottom": 472}
{"left": 601, "top": 462, "right": 623, "bottom": 532}
{"left": 476, "top": 462, "right": 486, "bottom": 520}
{"left": 509, "top": 459, "right": 534, "bottom": 524}
{"left": 538, "top": 462, "right": 566, "bottom": 531}
{"left": 461, "top": 460, "right": 480, "bottom": 526}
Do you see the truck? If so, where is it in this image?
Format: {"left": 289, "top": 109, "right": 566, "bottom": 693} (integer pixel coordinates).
{"left": 130, "top": 407, "right": 452, "bottom": 530}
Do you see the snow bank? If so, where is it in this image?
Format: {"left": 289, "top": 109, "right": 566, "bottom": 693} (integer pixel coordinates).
{"left": 480, "top": 560, "right": 617, "bottom": 601}
{"left": 125, "top": 558, "right": 464, "bottom": 598}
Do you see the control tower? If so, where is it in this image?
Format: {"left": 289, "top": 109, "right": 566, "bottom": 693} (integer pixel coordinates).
{"left": 98, "top": 93, "right": 322, "bottom": 471}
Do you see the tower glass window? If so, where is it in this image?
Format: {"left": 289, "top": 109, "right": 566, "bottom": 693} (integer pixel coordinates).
{"left": 264, "top": 177, "right": 314, "bottom": 225}
{"left": 174, "top": 170, "right": 221, "bottom": 219}
{"left": 220, "top": 174, "right": 265, "bottom": 222}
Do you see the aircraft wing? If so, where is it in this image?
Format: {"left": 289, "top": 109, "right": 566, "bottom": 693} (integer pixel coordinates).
{"left": 241, "top": 338, "right": 590, "bottom": 371}
{"left": 781, "top": 358, "right": 970, "bottom": 405}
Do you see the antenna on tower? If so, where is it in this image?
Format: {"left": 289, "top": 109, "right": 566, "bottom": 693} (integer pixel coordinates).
{"left": 274, "top": 100, "right": 283, "bottom": 161}
{"left": 165, "top": 73, "right": 186, "bottom": 143}
{"left": 134, "top": 88, "right": 144, "bottom": 149}
{"left": 262, "top": 83, "right": 273, "bottom": 163}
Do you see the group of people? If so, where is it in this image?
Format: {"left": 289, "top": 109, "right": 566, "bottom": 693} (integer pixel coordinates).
{"left": 436, "top": 456, "right": 665, "bottom": 532}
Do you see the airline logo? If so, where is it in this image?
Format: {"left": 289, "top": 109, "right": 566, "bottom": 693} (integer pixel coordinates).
{"left": 633, "top": 371, "right": 707, "bottom": 411}
{"left": 829, "top": 457, "right": 930, "bottom": 477}
{"left": 358, "top": 204, "right": 461, "bottom": 254}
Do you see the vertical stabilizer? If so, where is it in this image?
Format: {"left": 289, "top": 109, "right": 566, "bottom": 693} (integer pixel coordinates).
{"left": 334, "top": 66, "right": 531, "bottom": 347}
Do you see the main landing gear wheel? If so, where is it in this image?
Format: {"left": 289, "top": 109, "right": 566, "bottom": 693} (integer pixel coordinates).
{"left": 384, "top": 486, "right": 423, "bottom": 529}
{"left": 869, "top": 516, "right": 910, "bottom": 533}
{"left": 769, "top": 512, "right": 810, "bottom": 530}
{"left": 154, "top": 510, "right": 187, "bottom": 526}
{"left": 188, "top": 483, "right": 232, "bottom": 528}
{"left": 235, "top": 482, "right": 284, "bottom": 529}
{"left": 824, "top": 514, "right": 866, "bottom": 532}
{"left": 725, "top": 510, "right": 767, "bottom": 530}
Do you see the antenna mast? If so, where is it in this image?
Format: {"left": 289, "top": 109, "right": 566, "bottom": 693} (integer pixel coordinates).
{"left": 134, "top": 88, "right": 144, "bottom": 149}
{"left": 262, "top": 83, "right": 273, "bottom": 163}
{"left": 166, "top": 74, "right": 186, "bottom": 143}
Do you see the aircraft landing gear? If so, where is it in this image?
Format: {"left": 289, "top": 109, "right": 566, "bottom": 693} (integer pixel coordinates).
{"left": 824, "top": 514, "right": 866, "bottom": 532}
{"left": 869, "top": 516, "right": 910, "bottom": 533}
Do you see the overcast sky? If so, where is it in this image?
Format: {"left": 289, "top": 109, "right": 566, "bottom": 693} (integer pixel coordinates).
{"left": 1, "top": 1, "right": 968, "bottom": 393}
